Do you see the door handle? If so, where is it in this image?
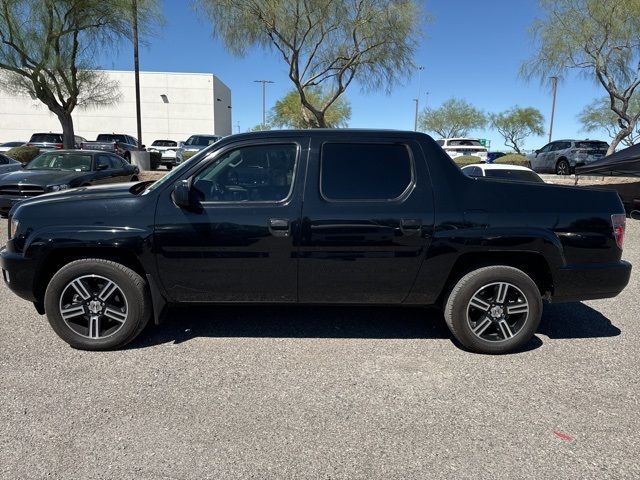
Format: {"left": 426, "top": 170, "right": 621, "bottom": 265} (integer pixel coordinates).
{"left": 400, "top": 218, "right": 422, "bottom": 235}
{"left": 268, "top": 218, "right": 290, "bottom": 237}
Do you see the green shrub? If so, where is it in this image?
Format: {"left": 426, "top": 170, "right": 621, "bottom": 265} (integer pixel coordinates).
{"left": 494, "top": 154, "right": 530, "bottom": 167}
{"left": 183, "top": 151, "right": 197, "bottom": 161}
{"left": 453, "top": 155, "right": 482, "bottom": 166}
{"left": 6, "top": 146, "right": 40, "bottom": 164}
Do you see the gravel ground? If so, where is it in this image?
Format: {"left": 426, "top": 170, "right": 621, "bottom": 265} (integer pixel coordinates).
{"left": 0, "top": 219, "right": 638, "bottom": 479}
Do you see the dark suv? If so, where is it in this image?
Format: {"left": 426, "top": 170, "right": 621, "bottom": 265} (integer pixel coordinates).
{"left": 26, "top": 133, "right": 86, "bottom": 150}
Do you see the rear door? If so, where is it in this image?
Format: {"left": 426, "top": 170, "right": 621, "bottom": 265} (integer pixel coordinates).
{"left": 298, "top": 136, "right": 435, "bottom": 303}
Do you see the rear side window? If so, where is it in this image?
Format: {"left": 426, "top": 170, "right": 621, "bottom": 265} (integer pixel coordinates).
{"left": 321, "top": 143, "right": 413, "bottom": 201}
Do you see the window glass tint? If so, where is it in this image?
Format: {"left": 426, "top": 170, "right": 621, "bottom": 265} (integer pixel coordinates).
{"left": 186, "top": 135, "right": 219, "bottom": 147}
{"left": 484, "top": 169, "right": 544, "bottom": 183}
{"left": 26, "top": 153, "right": 92, "bottom": 171}
{"left": 448, "top": 139, "right": 482, "bottom": 147}
{"left": 30, "top": 133, "right": 62, "bottom": 143}
{"left": 575, "top": 141, "right": 608, "bottom": 150}
{"left": 96, "top": 155, "right": 112, "bottom": 170}
{"left": 97, "top": 134, "right": 128, "bottom": 143}
{"left": 108, "top": 155, "right": 124, "bottom": 169}
{"left": 152, "top": 140, "right": 178, "bottom": 147}
{"left": 193, "top": 144, "right": 297, "bottom": 202}
{"left": 321, "top": 143, "right": 412, "bottom": 200}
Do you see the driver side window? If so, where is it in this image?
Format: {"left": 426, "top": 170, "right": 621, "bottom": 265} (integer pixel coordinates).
{"left": 192, "top": 143, "right": 298, "bottom": 203}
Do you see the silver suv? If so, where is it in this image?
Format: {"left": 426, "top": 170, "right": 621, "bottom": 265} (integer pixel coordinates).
{"left": 528, "top": 139, "right": 609, "bottom": 175}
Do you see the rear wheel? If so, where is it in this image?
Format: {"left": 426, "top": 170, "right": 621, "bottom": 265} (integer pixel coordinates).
{"left": 44, "top": 259, "right": 151, "bottom": 350}
{"left": 556, "top": 158, "right": 570, "bottom": 175}
{"left": 166, "top": 164, "right": 173, "bottom": 171}
{"left": 444, "top": 266, "right": 542, "bottom": 354}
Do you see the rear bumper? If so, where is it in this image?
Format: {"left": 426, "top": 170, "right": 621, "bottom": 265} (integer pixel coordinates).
{"left": 0, "top": 247, "right": 37, "bottom": 302}
{"left": 552, "top": 260, "right": 632, "bottom": 303}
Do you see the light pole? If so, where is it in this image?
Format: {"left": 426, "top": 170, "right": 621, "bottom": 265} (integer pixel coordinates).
{"left": 254, "top": 80, "right": 274, "bottom": 129}
{"left": 132, "top": 0, "right": 142, "bottom": 149}
{"left": 413, "top": 66, "right": 424, "bottom": 131}
{"left": 548, "top": 76, "right": 558, "bottom": 143}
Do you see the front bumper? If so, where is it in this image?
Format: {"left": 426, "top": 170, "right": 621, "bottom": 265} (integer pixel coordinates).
{"left": 1, "top": 246, "right": 38, "bottom": 302}
{"left": 552, "top": 260, "right": 632, "bottom": 303}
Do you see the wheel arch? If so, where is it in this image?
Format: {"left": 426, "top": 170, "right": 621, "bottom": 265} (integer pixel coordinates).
{"left": 34, "top": 247, "right": 146, "bottom": 305}
{"left": 437, "top": 251, "right": 553, "bottom": 307}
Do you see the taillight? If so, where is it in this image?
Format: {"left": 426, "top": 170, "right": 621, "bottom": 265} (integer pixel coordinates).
{"left": 611, "top": 214, "right": 626, "bottom": 249}
{"left": 55, "top": 143, "right": 63, "bottom": 149}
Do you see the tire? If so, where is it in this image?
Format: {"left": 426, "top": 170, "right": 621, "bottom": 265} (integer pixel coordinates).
{"left": 166, "top": 164, "right": 173, "bottom": 171}
{"left": 556, "top": 158, "right": 570, "bottom": 175}
{"left": 44, "top": 259, "right": 151, "bottom": 350}
{"left": 444, "top": 266, "right": 542, "bottom": 354}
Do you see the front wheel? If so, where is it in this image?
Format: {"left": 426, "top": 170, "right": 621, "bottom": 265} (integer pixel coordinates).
{"left": 44, "top": 259, "right": 151, "bottom": 350}
{"left": 444, "top": 266, "right": 542, "bottom": 354}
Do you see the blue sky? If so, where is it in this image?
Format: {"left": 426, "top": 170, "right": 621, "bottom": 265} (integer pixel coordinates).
{"left": 101, "top": 0, "right": 607, "bottom": 151}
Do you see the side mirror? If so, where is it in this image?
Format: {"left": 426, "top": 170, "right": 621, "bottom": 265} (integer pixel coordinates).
{"left": 140, "top": 144, "right": 146, "bottom": 149}
{"left": 534, "top": 150, "right": 540, "bottom": 156}
{"left": 178, "top": 141, "right": 184, "bottom": 148}
{"left": 172, "top": 179, "right": 195, "bottom": 209}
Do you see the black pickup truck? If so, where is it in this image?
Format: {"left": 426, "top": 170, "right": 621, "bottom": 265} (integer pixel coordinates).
{"left": 0, "top": 130, "right": 631, "bottom": 353}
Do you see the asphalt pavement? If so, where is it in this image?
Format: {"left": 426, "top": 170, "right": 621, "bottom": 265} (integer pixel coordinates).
{"left": 0, "top": 219, "right": 638, "bottom": 479}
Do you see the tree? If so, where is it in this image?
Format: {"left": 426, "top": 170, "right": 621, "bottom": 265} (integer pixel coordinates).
{"left": 270, "top": 88, "right": 351, "bottom": 128}
{"left": 418, "top": 98, "right": 486, "bottom": 139}
{"left": 0, "top": 0, "right": 160, "bottom": 148}
{"left": 522, "top": 0, "right": 640, "bottom": 155}
{"left": 196, "top": 0, "right": 423, "bottom": 128}
{"left": 578, "top": 96, "right": 640, "bottom": 148}
{"left": 489, "top": 107, "right": 545, "bottom": 154}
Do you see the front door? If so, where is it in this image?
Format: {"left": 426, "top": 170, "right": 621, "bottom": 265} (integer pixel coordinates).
{"left": 298, "top": 137, "right": 435, "bottom": 303}
{"left": 154, "top": 137, "right": 308, "bottom": 303}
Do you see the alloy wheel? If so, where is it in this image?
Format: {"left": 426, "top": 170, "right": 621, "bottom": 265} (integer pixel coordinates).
{"left": 466, "top": 282, "right": 529, "bottom": 342}
{"left": 59, "top": 275, "right": 128, "bottom": 339}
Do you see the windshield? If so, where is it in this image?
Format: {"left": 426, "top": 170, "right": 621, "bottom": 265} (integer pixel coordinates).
{"left": 25, "top": 152, "right": 93, "bottom": 171}
{"left": 185, "top": 135, "right": 219, "bottom": 147}
{"left": 30, "top": 133, "right": 62, "bottom": 143}
{"left": 97, "top": 134, "right": 130, "bottom": 143}
{"left": 152, "top": 140, "right": 177, "bottom": 147}
{"left": 484, "top": 169, "right": 544, "bottom": 183}
{"left": 143, "top": 144, "right": 218, "bottom": 194}
{"left": 448, "top": 139, "right": 482, "bottom": 147}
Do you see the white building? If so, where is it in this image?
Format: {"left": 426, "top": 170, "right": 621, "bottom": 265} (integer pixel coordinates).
{"left": 0, "top": 70, "right": 232, "bottom": 144}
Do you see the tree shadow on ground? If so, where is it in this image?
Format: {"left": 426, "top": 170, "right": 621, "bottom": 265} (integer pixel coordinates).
{"left": 126, "top": 301, "right": 619, "bottom": 351}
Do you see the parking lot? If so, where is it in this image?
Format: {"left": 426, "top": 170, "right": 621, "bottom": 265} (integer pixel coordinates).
{"left": 0, "top": 219, "right": 638, "bottom": 479}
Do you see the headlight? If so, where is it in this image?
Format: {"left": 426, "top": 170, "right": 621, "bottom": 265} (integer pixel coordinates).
{"left": 9, "top": 218, "right": 18, "bottom": 239}
{"left": 47, "top": 184, "right": 70, "bottom": 192}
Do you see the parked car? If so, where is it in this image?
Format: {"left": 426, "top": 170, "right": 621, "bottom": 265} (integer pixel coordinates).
{"left": 461, "top": 164, "right": 545, "bottom": 183}
{"left": 148, "top": 140, "right": 179, "bottom": 170}
{"left": 528, "top": 139, "right": 609, "bottom": 175}
{"left": 0, "top": 150, "right": 139, "bottom": 217}
{"left": 0, "top": 141, "right": 25, "bottom": 153}
{"left": 176, "top": 134, "right": 221, "bottom": 163}
{"left": 81, "top": 134, "right": 141, "bottom": 160}
{"left": 0, "top": 153, "right": 23, "bottom": 175}
{"left": 436, "top": 138, "right": 488, "bottom": 162}
{"left": 1, "top": 130, "right": 631, "bottom": 354}
{"left": 27, "top": 133, "right": 86, "bottom": 150}
{"left": 486, "top": 151, "right": 506, "bottom": 164}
